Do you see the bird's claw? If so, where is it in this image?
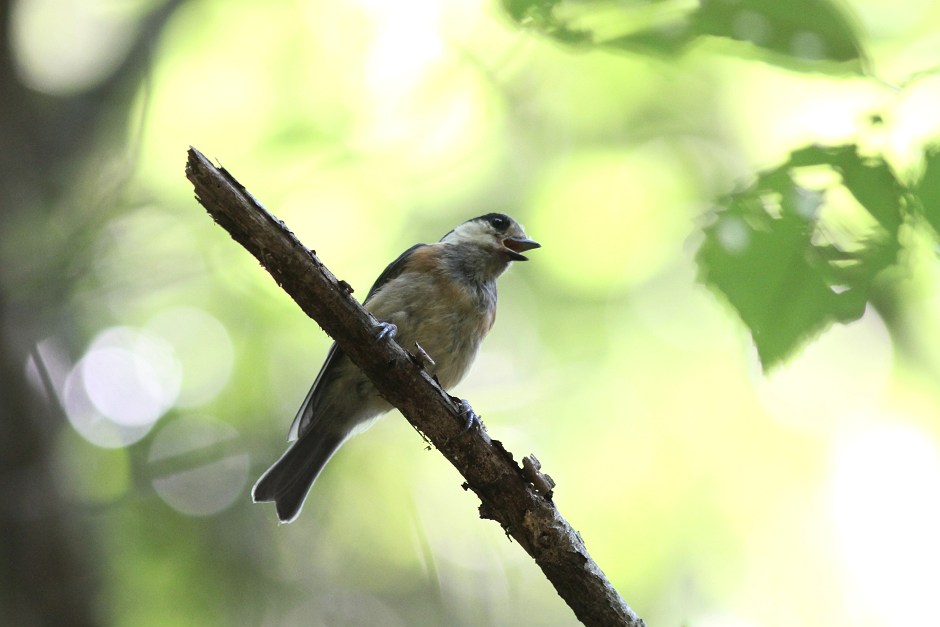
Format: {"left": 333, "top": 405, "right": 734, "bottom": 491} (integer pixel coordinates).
{"left": 455, "top": 398, "right": 481, "bottom": 432}
{"left": 375, "top": 321, "right": 398, "bottom": 342}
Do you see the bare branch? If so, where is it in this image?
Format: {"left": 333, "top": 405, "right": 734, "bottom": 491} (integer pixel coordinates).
{"left": 185, "top": 147, "right": 645, "bottom": 627}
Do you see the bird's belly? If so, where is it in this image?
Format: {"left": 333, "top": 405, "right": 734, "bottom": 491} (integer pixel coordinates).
{"left": 368, "top": 280, "right": 493, "bottom": 391}
{"left": 390, "top": 309, "right": 485, "bottom": 389}
{"left": 423, "top": 316, "right": 485, "bottom": 388}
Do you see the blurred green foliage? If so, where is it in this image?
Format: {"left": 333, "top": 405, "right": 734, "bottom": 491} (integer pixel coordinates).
{"left": 503, "top": 0, "right": 940, "bottom": 369}
{"left": 698, "top": 144, "right": 906, "bottom": 367}
{"left": 915, "top": 145, "right": 940, "bottom": 234}
{"left": 504, "top": 0, "right": 866, "bottom": 67}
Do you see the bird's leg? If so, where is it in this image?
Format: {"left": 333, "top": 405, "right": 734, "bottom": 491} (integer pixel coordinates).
{"left": 374, "top": 321, "right": 398, "bottom": 341}
{"left": 453, "top": 397, "right": 482, "bottom": 432}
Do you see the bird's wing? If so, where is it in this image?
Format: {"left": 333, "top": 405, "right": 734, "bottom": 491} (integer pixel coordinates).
{"left": 287, "top": 342, "right": 342, "bottom": 441}
{"left": 363, "top": 243, "right": 428, "bottom": 303}
{"left": 287, "top": 242, "right": 430, "bottom": 441}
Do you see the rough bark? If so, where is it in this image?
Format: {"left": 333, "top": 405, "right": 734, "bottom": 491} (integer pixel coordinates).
{"left": 185, "top": 146, "right": 645, "bottom": 627}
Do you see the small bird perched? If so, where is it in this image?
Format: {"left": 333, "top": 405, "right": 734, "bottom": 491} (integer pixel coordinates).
{"left": 252, "top": 213, "right": 540, "bottom": 523}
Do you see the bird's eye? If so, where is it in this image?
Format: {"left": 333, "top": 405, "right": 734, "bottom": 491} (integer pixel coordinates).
{"left": 490, "top": 216, "right": 508, "bottom": 231}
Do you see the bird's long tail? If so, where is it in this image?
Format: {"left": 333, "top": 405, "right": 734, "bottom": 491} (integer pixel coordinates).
{"left": 251, "top": 430, "right": 345, "bottom": 523}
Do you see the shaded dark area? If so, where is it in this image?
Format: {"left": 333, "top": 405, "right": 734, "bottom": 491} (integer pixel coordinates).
{"left": 0, "top": 1, "right": 183, "bottom": 623}
{"left": 0, "top": 293, "right": 99, "bottom": 626}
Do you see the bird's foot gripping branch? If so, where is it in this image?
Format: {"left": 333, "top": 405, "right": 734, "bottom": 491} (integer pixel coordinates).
{"left": 185, "top": 146, "right": 645, "bottom": 627}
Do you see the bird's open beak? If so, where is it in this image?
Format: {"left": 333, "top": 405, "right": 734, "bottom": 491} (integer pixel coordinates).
{"left": 502, "top": 237, "right": 541, "bottom": 261}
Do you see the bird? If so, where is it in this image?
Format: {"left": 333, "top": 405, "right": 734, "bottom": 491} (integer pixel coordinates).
{"left": 252, "top": 213, "right": 540, "bottom": 523}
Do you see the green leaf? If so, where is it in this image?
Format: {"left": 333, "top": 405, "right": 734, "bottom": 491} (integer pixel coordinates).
{"left": 502, "top": 0, "right": 560, "bottom": 22}
{"left": 695, "top": 0, "right": 865, "bottom": 65}
{"left": 604, "top": 24, "right": 696, "bottom": 57}
{"left": 914, "top": 146, "right": 940, "bottom": 236}
{"left": 697, "top": 147, "right": 902, "bottom": 369}
{"left": 788, "top": 145, "right": 905, "bottom": 235}
{"left": 502, "top": 0, "right": 866, "bottom": 70}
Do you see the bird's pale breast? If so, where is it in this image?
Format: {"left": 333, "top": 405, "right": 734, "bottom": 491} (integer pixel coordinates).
{"left": 366, "top": 263, "right": 494, "bottom": 390}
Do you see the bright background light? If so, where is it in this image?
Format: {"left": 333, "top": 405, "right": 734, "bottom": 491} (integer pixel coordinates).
{"left": 829, "top": 424, "right": 940, "bottom": 626}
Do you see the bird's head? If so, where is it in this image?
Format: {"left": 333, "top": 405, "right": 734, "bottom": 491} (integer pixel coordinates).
{"left": 441, "top": 213, "right": 541, "bottom": 262}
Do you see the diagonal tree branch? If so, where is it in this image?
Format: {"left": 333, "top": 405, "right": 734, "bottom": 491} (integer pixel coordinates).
{"left": 185, "top": 146, "right": 645, "bottom": 627}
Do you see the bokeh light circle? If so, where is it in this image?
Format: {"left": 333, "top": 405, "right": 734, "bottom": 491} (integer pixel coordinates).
{"left": 146, "top": 307, "right": 234, "bottom": 407}
{"left": 149, "top": 415, "right": 249, "bottom": 517}
{"left": 64, "top": 326, "right": 180, "bottom": 448}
